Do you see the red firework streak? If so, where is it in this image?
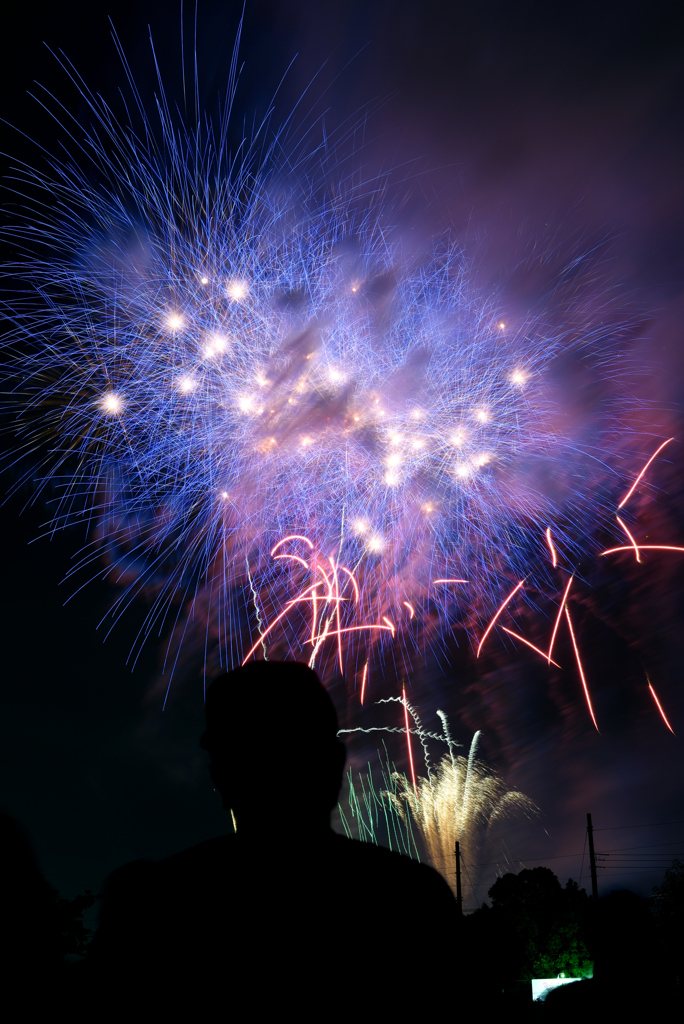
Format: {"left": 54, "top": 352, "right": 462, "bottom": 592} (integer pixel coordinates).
{"left": 477, "top": 530, "right": 601, "bottom": 729}
{"left": 648, "top": 680, "right": 676, "bottom": 735}
{"left": 476, "top": 580, "right": 525, "bottom": 657}
{"left": 247, "top": 440, "right": 681, "bottom": 736}
{"left": 548, "top": 574, "right": 573, "bottom": 665}
{"left": 564, "top": 605, "right": 599, "bottom": 732}
{"left": 545, "top": 527, "right": 558, "bottom": 567}
{"left": 403, "top": 688, "right": 418, "bottom": 799}
{"left": 243, "top": 535, "right": 392, "bottom": 666}
{"left": 601, "top": 438, "right": 683, "bottom": 732}
{"left": 617, "top": 437, "right": 674, "bottom": 509}
{"left": 360, "top": 662, "right": 369, "bottom": 705}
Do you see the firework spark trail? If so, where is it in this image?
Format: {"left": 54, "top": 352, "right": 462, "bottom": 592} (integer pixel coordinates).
{"left": 615, "top": 516, "right": 642, "bottom": 562}
{"left": 402, "top": 690, "right": 418, "bottom": 798}
{"left": 436, "top": 709, "right": 457, "bottom": 768}
{"left": 355, "top": 443, "right": 683, "bottom": 740}
{"left": 338, "top": 726, "right": 454, "bottom": 742}
{"left": 462, "top": 729, "right": 481, "bottom": 832}
{"left": 618, "top": 437, "right": 674, "bottom": 509}
{"left": 338, "top": 747, "right": 421, "bottom": 860}
{"left": 545, "top": 527, "right": 558, "bottom": 567}
{"left": 647, "top": 679, "right": 676, "bottom": 735}
{"left": 245, "top": 559, "right": 268, "bottom": 660}
{"left": 360, "top": 662, "right": 368, "bottom": 705}
{"left": 564, "top": 606, "right": 599, "bottom": 732}
{"left": 547, "top": 575, "right": 573, "bottom": 664}
{"left": 501, "top": 627, "right": 561, "bottom": 667}
{"left": 601, "top": 546, "right": 684, "bottom": 557}
{"left": 476, "top": 580, "right": 524, "bottom": 657}
{"left": 376, "top": 694, "right": 436, "bottom": 790}
{"left": 241, "top": 536, "right": 393, "bottom": 669}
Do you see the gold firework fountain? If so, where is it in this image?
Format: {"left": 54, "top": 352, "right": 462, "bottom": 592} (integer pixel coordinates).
{"left": 388, "top": 730, "right": 538, "bottom": 907}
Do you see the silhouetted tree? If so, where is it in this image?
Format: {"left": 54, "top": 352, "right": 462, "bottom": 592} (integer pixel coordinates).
{"left": 467, "top": 867, "right": 592, "bottom": 984}
{"left": 652, "top": 860, "right": 684, "bottom": 992}
{"left": 51, "top": 889, "right": 100, "bottom": 959}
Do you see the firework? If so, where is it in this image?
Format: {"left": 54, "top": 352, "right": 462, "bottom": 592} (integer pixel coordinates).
{"left": 389, "top": 743, "right": 538, "bottom": 905}
{"left": 337, "top": 744, "right": 422, "bottom": 861}
{"left": 647, "top": 679, "right": 675, "bottom": 736}
{"left": 0, "top": 29, "right": 633, "bottom": 686}
{"left": 339, "top": 704, "right": 538, "bottom": 904}
{"left": 4, "top": 27, "right": 678, "bottom": 752}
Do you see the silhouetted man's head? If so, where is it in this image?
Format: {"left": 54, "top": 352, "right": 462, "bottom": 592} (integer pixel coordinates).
{"left": 201, "top": 661, "right": 346, "bottom": 832}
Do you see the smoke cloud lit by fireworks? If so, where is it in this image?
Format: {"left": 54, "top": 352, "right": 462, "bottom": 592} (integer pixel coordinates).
{"left": 0, "top": 21, "right": 644, "bottom": 702}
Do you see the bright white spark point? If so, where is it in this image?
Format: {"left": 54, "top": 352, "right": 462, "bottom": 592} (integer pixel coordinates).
{"left": 227, "top": 281, "right": 247, "bottom": 300}
{"left": 387, "top": 453, "right": 402, "bottom": 468}
{"left": 168, "top": 314, "right": 184, "bottom": 330}
{"left": 511, "top": 369, "right": 526, "bottom": 385}
{"left": 328, "top": 368, "right": 344, "bottom": 383}
{"left": 238, "top": 396, "right": 254, "bottom": 412}
{"left": 475, "top": 409, "right": 489, "bottom": 422}
{"left": 411, "top": 439, "right": 424, "bottom": 450}
{"left": 204, "top": 335, "right": 226, "bottom": 357}
{"left": 410, "top": 409, "right": 422, "bottom": 420}
{"left": 300, "top": 436, "right": 313, "bottom": 447}
{"left": 221, "top": 491, "right": 229, "bottom": 498}
{"left": 385, "top": 472, "right": 399, "bottom": 485}
{"left": 178, "top": 376, "right": 196, "bottom": 393}
{"left": 368, "top": 536, "right": 383, "bottom": 551}
{"left": 499, "top": 322, "right": 505, "bottom": 329}
{"left": 451, "top": 432, "right": 465, "bottom": 445}
{"left": 475, "top": 453, "right": 490, "bottom": 467}
{"left": 455, "top": 464, "right": 471, "bottom": 478}
{"left": 353, "top": 519, "right": 369, "bottom": 534}
{"left": 200, "top": 277, "right": 209, "bottom": 285}
{"left": 101, "top": 393, "right": 122, "bottom": 414}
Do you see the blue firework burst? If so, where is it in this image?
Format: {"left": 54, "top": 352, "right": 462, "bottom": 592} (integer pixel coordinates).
{"left": 1, "top": 33, "right": 628, "bottom": 678}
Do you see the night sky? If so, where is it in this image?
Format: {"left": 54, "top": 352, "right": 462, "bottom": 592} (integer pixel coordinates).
{"left": 1, "top": 0, "right": 683, "bottom": 908}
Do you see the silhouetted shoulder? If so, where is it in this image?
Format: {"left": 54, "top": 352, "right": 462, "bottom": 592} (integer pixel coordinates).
{"left": 328, "top": 833, "right": 456, "bottom": 894}
{"left": 155, "top": 833, "right": 239, "bottom": 874}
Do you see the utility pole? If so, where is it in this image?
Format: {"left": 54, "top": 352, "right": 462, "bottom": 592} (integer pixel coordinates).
{"left": 587, "top": 813, "right": 598, "bottom": 901}
{"left": 455, "top": 840, "right": 463, "bottom": 914}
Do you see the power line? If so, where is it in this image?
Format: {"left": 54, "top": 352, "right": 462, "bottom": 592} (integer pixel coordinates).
{"left": 598, "top": 866, "right": 673, "bottom": 871}
{"left": 477, "top": 848, "right": 683, "bottom": 868}
{"left": 593, "top": 820, "right": 684, "bottom": 831}
{"left": 478, "top": 853, "right": 583, "bottom": 866}
{"left": 598, "top": 854, "right": 683, "bottom": 860}
{"left": 600, "top": 840, "right": 684, "bottom": 852}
